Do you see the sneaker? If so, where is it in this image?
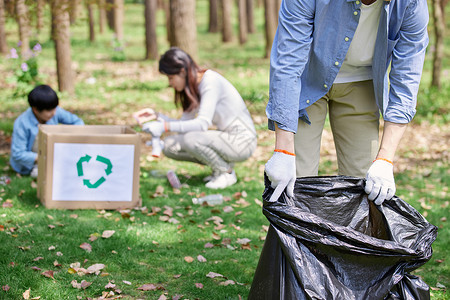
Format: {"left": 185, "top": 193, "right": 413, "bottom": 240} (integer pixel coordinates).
{"left": 205, "top": 170, "right": 237, "bottom": 189}
{"left": 30, "top": 164, "right": 38, "bottom": 178}
{"left": 203, "top": 171, "right": 219, "bottom": 182}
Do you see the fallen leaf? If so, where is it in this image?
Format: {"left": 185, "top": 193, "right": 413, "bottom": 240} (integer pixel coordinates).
{"left": 137, "top": 283, "right": 158, "bottom": 291}
{"left": 31, "top": 266, "right": 42, "bottom": 271}
{"left": 89, "top": 233, "right": 100, "bottom": 242}
{"left": 86, "top": 263, "right": 105, "bottom": 275}
{"left": 56, "top": 252, "right": 63, "bottom": 257}
{"left": 41, "top": 270, "right": 54, "bottom": 279}
{"left": 184, "top": 256, "right": 194, "bottom": 263}
{"left": 71, "top": 280, "right": 81, "bottom": 289}
{"left": 48, "top": 246, "right": 56, "bottom": 251}
{"left": 122, "top": 280, "right": 132, "bottom": 285}
{"left": 212, "top": 232, "right": 221, "bottom": 240}
{"left": 204, "top": 242, "right": 214, "bottom": 248}
{"left": 237, "top": 238, "right": 251, "bottom": 245}
{"left": 80, "top": 243, "right": 92, "bottom": 252}
{"left": 23, "top": 288, "right": 31, "bottom": 299}
{"left": 206, "top": 272, "right": 223, "bottom": 278}
{"left": 254, "top": 198, "right": 263, "bottom": 207}
{"left": 53, "top": 260, "right": 61, "bottom": 267}
{"left": 33, "top": 257, "right": 44, "bottom": 262}
{"left": 219, "top": 280, "right": 236, "bottom": 286}
{"left": 173, "top": 274, "right": 181, "bottom": 279}
{"left": 81, "top": 280, "right": 92, "bottom": 289}
{"left": 223, "top": 206, "right": 234, "bottom": 213}
{"left": 197, "top": 255, "right": 207, "bottom": 263}
{"left": 158, "top": 295, "right": 167, "bottom": 300}
{"left": 194, "top": 283, "right": 203, "bottom": 289}
{"left": 102, "top": 230, "right": 115, "bottom": 238}
{"left": 47, "top": 215, "right": 54, "bottom": 220}
{"left": 48, "top": 225, "right": 55, "bottom": 229}
{"left": 2, "top": 285, "right": 10, "bottom": 291}
{"left": 105, "top": 282, "right": 116, "bottom": 289}
{"left": 69, "top": 214, "right": 78, "bottom": 219}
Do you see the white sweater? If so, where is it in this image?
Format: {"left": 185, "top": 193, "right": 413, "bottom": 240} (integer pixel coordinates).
{"left": 169, "top": 70, "right": 255, "bottom": 134}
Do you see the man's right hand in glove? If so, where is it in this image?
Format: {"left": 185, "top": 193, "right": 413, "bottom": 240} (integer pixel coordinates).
{"left": 265, "top": 150, "right": 296, "bottom": 202}
{"left": 265, "top": 124, "right": 296, "bottom": 202}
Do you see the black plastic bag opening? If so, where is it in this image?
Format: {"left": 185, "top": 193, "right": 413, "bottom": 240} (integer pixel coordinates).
{"left": 249, "top": 175, "right": 437, "bottom": 300}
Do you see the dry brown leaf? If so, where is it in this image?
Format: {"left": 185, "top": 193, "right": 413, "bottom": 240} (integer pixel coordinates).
{"left": 184, "top": 256, "right": 194, "bottom": 263}
{"left": 237, "top": 238, "right": 251, "bottom": 245}
{"left": 123, "top": 280, "right": 132, "bottom": 285}
{"left": 2, "top": 285, "right": 10, "bottom": 291}
{"left": 194, "top": 283, "right": 203, "bottom": 289}
{"left": 137, "top": 283, "right": 158, "bottom": 291}
{"left": 206, "top": 272, "right": 223, "bottom": 278}
{"left": 41, "top": 270, "right": 54, "bottom": 279}
{"left": 105, "top": 282, "right": 116, "bottom": 289}
{"left": 102, "top": 230, "right": 115, "bottom": 238}
{"left": 197, "top": 255, "right": 207, "bottom": 263}
{"left": 81, "top": 280, "right": 92, "bottom": 289}
{"left": 223, "top": 206, "right": 234, "bottom": 213}
{"left": 80, "top": 243, "right": 92, "bottom": 252}
{"left": 204, "top": 242, "right": 214, "bottom": 248}
{"left": 158, "top": 295, "right": 167, "bottom": 300}
{"left": 33, "top": 257, "right": 44, "bottom": 261}
{"left": 31, "top": 266, "right": 42, "bottom": 271}
{"left": 219, "top": 280, "right": 236, "bottom": 286}
{"left": 86, "top": 263, "right": 105, "bottom": 275}
{"left": 23, "top": 288, "right": 31, "bottom": 299}
{"left": 212, "top": 232, "right": 221, "bottom": 240}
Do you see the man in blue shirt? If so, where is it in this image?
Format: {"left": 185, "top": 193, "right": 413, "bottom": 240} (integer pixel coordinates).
{"left": 10, "top": 85, "right": 84, "bottom": 176}
{"left": 264, "top": 0, "right": 429, "bottom": 205}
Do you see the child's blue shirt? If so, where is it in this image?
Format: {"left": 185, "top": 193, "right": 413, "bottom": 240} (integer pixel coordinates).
{"left": 10, "top": 107, "right": 84, "bottom": 174}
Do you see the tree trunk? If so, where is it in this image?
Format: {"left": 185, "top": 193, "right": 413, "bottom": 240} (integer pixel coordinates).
{"left": 0, "top": 0, "right": 7, "bottom": 55}
{"left": 69, "top": 0, "right": 81, "bottom": 25}
{"left": 51, "top": 0, "right": 74, "bottom": 93}
{"left": 113, "top": 0, "right": 124, "bottom": 41}
{"left": 238, "top": 0, "right": 247, "bottom": 44}
{"left": 36, "top": 0, "right": 45, "bottom": 33}
{"left": 221, "top": 0, "right": 232, "bottom": 43}
{"left": 145, "top": 0, "right": 158, "bottom": 60}
{"left": 164, "top": 0, "right": 171, "bottom": 43}
{"left": 98, "top": 0, "right": 106, "bottom": 33}
{"left": 15, "top": 0, "right": 30, "bottom": 56}
{"left": 169, "top": 0, "right": 197, "bottom": 59}
{"left": 431, "top": 0, "right": 445, "bottom": 89}
{"left": 246, "top": 0, "right": 255, "bottom": 33}
{"left": 87, "top": 2, "right": 95, "bottom": 42}
{"left": 208, "top": 0, "right": 218, "bottom": 33}
{"left": 264, "top": 0, "right": 277, "bottom": 58}
{"left": 106, "top": 0, "right": 114, "bottom": 30}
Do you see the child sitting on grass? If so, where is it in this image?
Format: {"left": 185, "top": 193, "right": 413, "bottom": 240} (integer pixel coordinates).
{"left": 10, "top": 84, "right": 84, "bottom": 177}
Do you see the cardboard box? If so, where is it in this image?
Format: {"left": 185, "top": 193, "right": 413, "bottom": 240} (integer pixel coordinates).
{"left": 37, "top": 125, "right": 141, "bottom": 209}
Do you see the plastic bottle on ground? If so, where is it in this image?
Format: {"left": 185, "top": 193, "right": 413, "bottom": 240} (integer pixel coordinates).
{"left": 192, "top": 194, "right": 223, "bottom": 205}
{"left": 167, "top": 170, "right": 181, "bottom": 189}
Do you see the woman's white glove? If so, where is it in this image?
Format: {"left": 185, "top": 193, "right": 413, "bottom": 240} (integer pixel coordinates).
{"left": 265, "top": 151, "right": 296, "bottom": 202}
{"left": 142, "top": 120, "right": 166, "bottom": 137}
{"left": 364, "top": 159, "right": 395, "bottom": 205}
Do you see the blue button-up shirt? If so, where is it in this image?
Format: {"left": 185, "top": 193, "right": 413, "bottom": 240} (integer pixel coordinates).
{"left": 267, "top": 0, "right": 429, "bottom": 133}
{"left": 10, "top": 107, "right": 84, "bottom": 174}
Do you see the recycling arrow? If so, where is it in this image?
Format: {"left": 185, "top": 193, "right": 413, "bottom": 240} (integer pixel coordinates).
{"left": 96, "top": 155, "right": 113, "bottom": 175}
{"left": 83, "top": 177, "right": 106, "bottom": 188}
{"left": 76, "top": 154, "right": 92, "bottom": 176}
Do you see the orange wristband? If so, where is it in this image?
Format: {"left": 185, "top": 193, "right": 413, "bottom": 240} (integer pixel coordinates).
{"left": 164, "top": 122, "right": 169, "bottom": 132}
{"left": 274, "top": 149, "right": 296, "bottom": 156}
{"left": 374, "top": 157, "right": 393, "bottom": 165}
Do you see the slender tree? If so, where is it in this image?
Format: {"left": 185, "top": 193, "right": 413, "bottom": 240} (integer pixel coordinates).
{"left": 106, "top": 0, "right": 114, "bottom": 30}
{"left": 246, "top": 0, "right": 255, "bottom": 33}
{"left": 221, "top": 0, "right": 232, "bottom": 43}
{"left": 36, "top": 0, "right": 45, "bottom": 33}
{"left": 238, "top": 0, "right": 247, "bottom": 44}
{"left": 169, "top": 0, "right": 197, "bottom": 59}
{"left": 69, "top": 0, "right": 81, "bottom": 25}
{"left": 208, "top": 0, "right": 218, "bottom": 33}
{"left": 144, "top": 0, "right": 158, "bottom": 60}
{"left": 15, "top": 0, "right": 30, "bottom": 55}
{"left": 431, "top": 0, "right": 448, "bottom": 89}
{"left": 87, "top": 0, "right": 95, "bottom": 42}
{"left": 113, "top": 0, "right": 124, "bottom": 41}
{"left": 0, "top": 0, "right": 8, "bottom": 55}
{"left": 51, "top": 0, "right": 74, "bottom": 93}
{"left": 98, "top": 0, "right": 106, "bottom": 33}
{"left": 263, "top": 0, "right": 277, "bottom": 58}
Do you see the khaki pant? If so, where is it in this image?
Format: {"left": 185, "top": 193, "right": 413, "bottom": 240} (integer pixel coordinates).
{"left": 295, "top": 80, "right": 379, "bottom": 177}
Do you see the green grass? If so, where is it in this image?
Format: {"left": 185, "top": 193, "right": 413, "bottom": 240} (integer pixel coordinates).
{"left": 0, "top": 1, "right": 449, "bottom": 299}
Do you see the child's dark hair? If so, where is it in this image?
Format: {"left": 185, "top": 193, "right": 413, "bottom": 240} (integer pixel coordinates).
{"left": 28, "top": 85, "right": 59, "bottom": 111}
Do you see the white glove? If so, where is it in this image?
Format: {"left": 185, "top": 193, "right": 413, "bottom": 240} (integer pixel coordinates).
{"left": 265, "top": 151, "right": 296, "bottom": 202}
{"left": 142, "top": 120, "right": 165, "bottom": 137}
{"left": 365, "top": 159, "right": 395, "bottom": 205}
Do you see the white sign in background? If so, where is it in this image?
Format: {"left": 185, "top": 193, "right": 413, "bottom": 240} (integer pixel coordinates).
{"left": 52, "top": 143, "right": 135, "bottom": 201}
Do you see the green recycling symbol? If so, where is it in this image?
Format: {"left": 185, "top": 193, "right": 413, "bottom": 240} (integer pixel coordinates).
{"left": 76, "top": 155, "right": 113, "bottom": 188}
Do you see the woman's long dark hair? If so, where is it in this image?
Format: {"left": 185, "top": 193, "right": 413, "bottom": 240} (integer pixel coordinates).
{"left": 159, "top": 47, "right": 205, "bottom": 112}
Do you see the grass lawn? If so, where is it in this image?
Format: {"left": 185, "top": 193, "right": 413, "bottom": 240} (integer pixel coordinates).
{"left": 0, "top": 1, "right": 449, "bottom": 299}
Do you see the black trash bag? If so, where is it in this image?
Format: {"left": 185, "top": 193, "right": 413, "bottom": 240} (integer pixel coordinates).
{"left": 249, "top": 175, "right": 437, "bottom": 300}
